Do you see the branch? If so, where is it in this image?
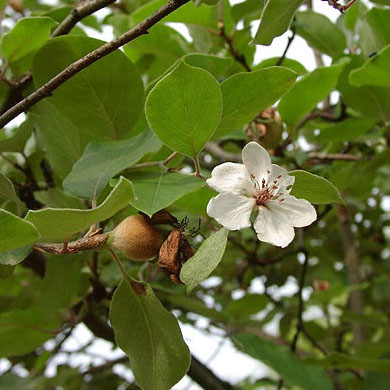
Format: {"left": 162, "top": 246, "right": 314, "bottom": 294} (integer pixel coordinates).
{"left": 0, "top": 0, "right": 190, "bottom": 129}
{"left": 337, "top": 204, "right": 364, "bottom": 347}
{"left": 51, "top": 0, "right": 117, "bottom": 37}
{"left": 276, "top": 22, "right": 296, "bottom": 66}
{"left": 34, "top": 233, "right": 109, "bottom": 255}
{"left": 217, "top": 1, "right": 250, "bottom": 71}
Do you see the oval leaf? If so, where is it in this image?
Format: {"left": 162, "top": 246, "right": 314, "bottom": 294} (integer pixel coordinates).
{"left": 0, "top": 209, "right": 40, "bottom": 252}
{"left": 110, "top": 278, "right": 191, "bottom": 390}
{"left": 232, "top": 334, "right": 333, "bottom": 390}
{"left": 63, "top": 130, "right": 162, "bottom": 199}
{"left": 25, "top": 177, "right": 133, "bottom": 241}
{"left": 252, "top": 0, "right": 304, "bottom": 45}
{"left": 295, "top": 11, "right": 346, "bottom": 58}
{"left": 1, "top": 17, "right": 57, "bottom": 61}
{"left": 290, "top": 170, "right": 343, "bottom": 204}
{"left": 180, "top": 228, "right": 228, "bottom": 293}
{"left": 350, "top": 44, "right": 390, "bottom": 87}
{"left": 128, "top": 171, "right": 205, "bottom": 217}
{"left": 278, "top": 60, "right": 348, "bottom": 129}
{"left": 145, "top": 60, "right": 222, "bottom": 157}
{"left": 214, "top": 67, "right": 297, "bottom": 138}
{"left": 33, "top": 35, "right": 144, "bottom": 140}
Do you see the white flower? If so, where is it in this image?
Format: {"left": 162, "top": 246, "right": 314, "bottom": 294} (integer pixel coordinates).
{"left": 206, "top": 142, "right": 317, "bottom": 248}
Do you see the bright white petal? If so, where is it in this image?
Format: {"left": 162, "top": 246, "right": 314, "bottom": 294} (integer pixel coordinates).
{"left": 207, "top": 193, "right": 255, "bottom": 230}
{"left": 206, "top": 162, "right": 255, "bottom": 195}
{"left": 242, "top": 142, "right": 272, "bottom": 184}
{"left": 268, "top": 164, "right": 295, "bottom": 194}
{"left": 267, "top": 196, "right": 317, "bottom": 228}
{"left": 254, "top": 206, "right": 295, "bottom": 248}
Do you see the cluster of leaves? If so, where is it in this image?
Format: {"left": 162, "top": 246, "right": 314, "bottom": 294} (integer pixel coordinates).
{"left": 1, "top": 0, "right": 390, "bottom": 389}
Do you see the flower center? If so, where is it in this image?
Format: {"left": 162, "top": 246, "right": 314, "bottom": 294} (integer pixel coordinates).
{"left": 250, "top": 171, "right": 284, "bottom": 206}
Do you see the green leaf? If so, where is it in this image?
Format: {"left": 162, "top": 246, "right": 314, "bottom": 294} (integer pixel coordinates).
{"left": 128, "top": 171, "right": 205, "bottom": 217}
{"left": 25, "top": 177, "right": 133, "bottom": 242}
{"left": 232, "top": 334, "right": 333, "bottom": 390}
{"left": 131, "top": 0, "right": 234, "bottom": 32}
{"left": 145, "top": 60, "right": 222, "bottom": 157}
{"left": 63, "top": 130, "right": 162, "bottom": 200}
{"left": 365, "top": 372, "right": 390, "bottom": 390}
{"left": 0, "top": 209, "right": 40, "bottom": 252}
{"left": 0, "top": 265, "right": 15, "bottom": 279}
{"left": 0, "top": 119, "right": 32, "bottom": 153}
{"left": 124, "top": 24, "right": 190, "bottom": 83}
{"left": 307, "top": 352, "right": 390, "bottom": 375}
{"left": 337, "top": 54, "right": 390, "bottom": 120}
{"left": 350, "top": 44, "right": 390, "bottom": 87}
{"left": 226, "top": 294, "right": 268, "bottom": 318}
{"left": 214, "top": 67, "right": 297, "bottom": 138}
{"left": 295, "top": 11, "right": 347, "bottom": 58}
{"left": 316, "top": 117, "right": 377, "bottom": 142}
{"left": 184, "top": 54, "right": 233, "bottom": 79}
{"left": 1, "top": 17, "right": 57, "bottom": 61}
{"left": 357, "top": 7, "right": 390, "bottom": 57}
{"left": 254, "top": 57, "right": 307, "bottom": 75}
{"left": 31, "top": 102, "right": 93, "bottom": 179}
{"left": 290, "top": 170, "right": 344, "bottom": 204}
{"left": 252, "top": 0, "right": 304, "bottom": 45}
{"left": 32, "top": 35, "right": 144, "bottom": 140}
{"left": 41, "top": 255, "right": 84, "bottom": 317}
{"left": 0, "top": 174, "right": 24, "bottom": 214}
{"left": 278, "top": 60, "right": 348, "bottom": 129}
{"left": 180, "top": 228, "right": 228, "bottom": 293}
{"left": 0, "top": 244, "right": 33, "bottom": 266}
{"left": 0, "top": 307, "right": 59, "bottom": 357}
{"left": 110, "top": 278, "right": 190, "bottom": 390}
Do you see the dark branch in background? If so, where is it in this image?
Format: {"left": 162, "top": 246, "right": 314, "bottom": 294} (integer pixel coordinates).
{"left": 51, "top": 0, "right": 117, "bottom": 36}
{"left": 276, "top": 20, "right": 296, "bottom": 66}
{"left": 217, "top": 0, "right": 250, "bottom": 71}
{"left": 188, "top": 355, "right": 238, "bottom": 390}
{"left": 337, "top": 204, "right": 364, "bottom": 347}
{"left": 290, "top": 234, "right": 309, "bottom": 354}
{"left": 0, "top": 0, "right": 191, "bottom": 128}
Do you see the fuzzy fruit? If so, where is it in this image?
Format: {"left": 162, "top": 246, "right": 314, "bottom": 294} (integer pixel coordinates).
{"left": 110, "top": 215, "right": 164, "bottom": 260}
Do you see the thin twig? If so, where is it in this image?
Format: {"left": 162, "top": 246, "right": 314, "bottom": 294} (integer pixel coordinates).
{"left": 217, "top": 0, "right": 250, "bottom": 71}
{"left": 291, "top": 232, "right": 308, "bottom": 354}
{"left": 51, "top": 0, "right": 117, "bottom": 37}
{"left": 0, "top": 0, "right": 190, "bottom": 129}
{"left": 276, "top": 23, "right": 296, "bottom": 66}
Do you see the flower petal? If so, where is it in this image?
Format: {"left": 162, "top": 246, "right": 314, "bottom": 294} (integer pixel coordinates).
{"left": 267, "top": 196, "right": 317, "bottom": 228}
{"left": 206, "top": 162, "right": 255, "bottom": 195}
{"left": 207, "top": 193, "right": 255, "bottom": 230}
{"left": 254, "top": 206, "right": 295, "bottom": 248}
{"left": 268, "top": 164, "right": 295, "bottom": 194}
{"left": 242, "top": 142, "right": 272, "bottom": 184}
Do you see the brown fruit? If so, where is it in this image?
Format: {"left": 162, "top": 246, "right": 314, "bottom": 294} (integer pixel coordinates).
{"left": 247, "top": 108, "right": 283, "bottom": 149}
{"left": 111, "top": 215, "right": 164, "bottom": 261}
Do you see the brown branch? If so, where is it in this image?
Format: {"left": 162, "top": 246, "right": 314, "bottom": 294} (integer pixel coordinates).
{"left": 290, "top": 243, "right": 308, "bottom": 354}
{"left": 276, "top": 22, "right": 296, "bottom": 66}
{"left": 217, "top": 0, "right": 250, "bottom": 72}
{"left": 337, "top": 204, "right": 364, "bottom": 347}
{"left": 34, "top": 233, "right": 110, "bottom": 255}
{"left": 51, "top": 0, "right": 117, "bottom": 37}
{"left": 0, "top": 0, "right": 190, "bottom": 129}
